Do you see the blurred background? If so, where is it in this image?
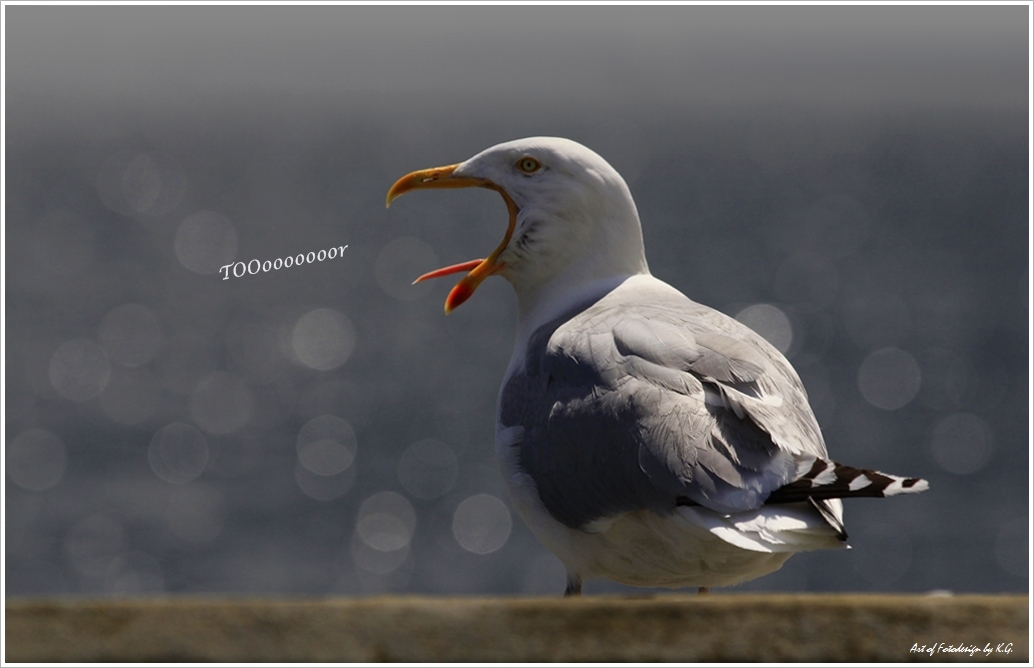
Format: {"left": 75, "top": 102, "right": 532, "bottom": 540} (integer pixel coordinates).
{"left": 4, "top": 6, "right": 1028, "bottom": 597}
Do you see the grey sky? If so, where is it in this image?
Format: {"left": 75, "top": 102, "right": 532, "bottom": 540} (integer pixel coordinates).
{"left": 6, "top": 6, "right": 1027, "bottom": 112}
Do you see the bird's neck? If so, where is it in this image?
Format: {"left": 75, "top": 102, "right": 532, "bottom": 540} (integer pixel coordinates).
{"left": 507, "top": 200, "right": 650, "bottom": 339}
{"left": 511, "top": 251, "right": 650, "bottom": 344}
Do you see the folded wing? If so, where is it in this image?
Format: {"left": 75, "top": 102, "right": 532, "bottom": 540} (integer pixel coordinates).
{"left": 500, "top": 284, "right": 835, "bottom": 530}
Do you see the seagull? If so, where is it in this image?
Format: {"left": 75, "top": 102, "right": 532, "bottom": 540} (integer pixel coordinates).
{"left": 386, "top": 137, "right": 928, "bottom": 596}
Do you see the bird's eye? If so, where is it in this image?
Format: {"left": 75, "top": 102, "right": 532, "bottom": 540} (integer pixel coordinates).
{"left": 516, "top": 157, "right": 542, "bottom": 174}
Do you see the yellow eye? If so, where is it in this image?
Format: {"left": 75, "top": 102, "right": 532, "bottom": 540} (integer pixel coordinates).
{"left": 516, "top": 157, "right": 541, "bottom": 174}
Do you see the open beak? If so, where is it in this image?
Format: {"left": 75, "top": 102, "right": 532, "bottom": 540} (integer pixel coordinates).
{"left": 386, "top": 163, "right": 518, "bottom": 313}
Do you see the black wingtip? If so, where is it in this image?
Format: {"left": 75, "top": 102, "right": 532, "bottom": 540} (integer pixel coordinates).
{"left": 767, "top": 459, "right": 929, "bottom": 504}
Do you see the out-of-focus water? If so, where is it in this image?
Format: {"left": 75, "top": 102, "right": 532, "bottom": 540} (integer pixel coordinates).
{"left": 4, "top": 6, "right": 1028, "bottom": 596}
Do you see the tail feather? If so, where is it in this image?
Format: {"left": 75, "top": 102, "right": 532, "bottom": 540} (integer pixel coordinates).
{"left": 766, "top": 457, "right": 929, "bottom": 505}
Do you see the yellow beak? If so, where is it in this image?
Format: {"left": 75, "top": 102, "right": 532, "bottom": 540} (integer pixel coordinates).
{"left": 386, "top": 163, "right": 518, "bottom": 313}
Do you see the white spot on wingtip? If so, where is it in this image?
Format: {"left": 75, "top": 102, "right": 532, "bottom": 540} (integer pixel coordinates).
{"left": 810, "top": 461, "right": 837, "bottom": 487}
{"left": 848, "top": 474, "right": 872, "bottom": 491}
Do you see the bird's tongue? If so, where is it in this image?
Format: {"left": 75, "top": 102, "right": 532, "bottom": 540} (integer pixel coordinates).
{"left": 413, "top": 257, "right": 496, "bottom": 313}
{"left": 412, "top": 259, "right": 485, "bottom": 283}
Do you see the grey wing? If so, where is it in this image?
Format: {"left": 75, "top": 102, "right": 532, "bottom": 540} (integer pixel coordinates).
{"left": 610, "top": 312, "right": 820, "bottom": 513}
{"left": 499, "top": 296, "right": 827, "bottom": 530}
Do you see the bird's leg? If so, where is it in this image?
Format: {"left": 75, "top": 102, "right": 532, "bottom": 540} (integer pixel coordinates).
{"left": 563, "top": 573, "right": 583, "bottom": 597}
{"left": 698, "top": 586, "right": 709, "bottom": 595}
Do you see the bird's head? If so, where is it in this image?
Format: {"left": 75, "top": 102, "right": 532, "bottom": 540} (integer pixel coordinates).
{"left": 386, "top": 137, "right": 648, "bottom": 314}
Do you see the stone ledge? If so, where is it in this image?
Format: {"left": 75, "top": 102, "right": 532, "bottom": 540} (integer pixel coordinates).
{"left": 4, "top": 594, "right": 1028, "bottom": 662}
